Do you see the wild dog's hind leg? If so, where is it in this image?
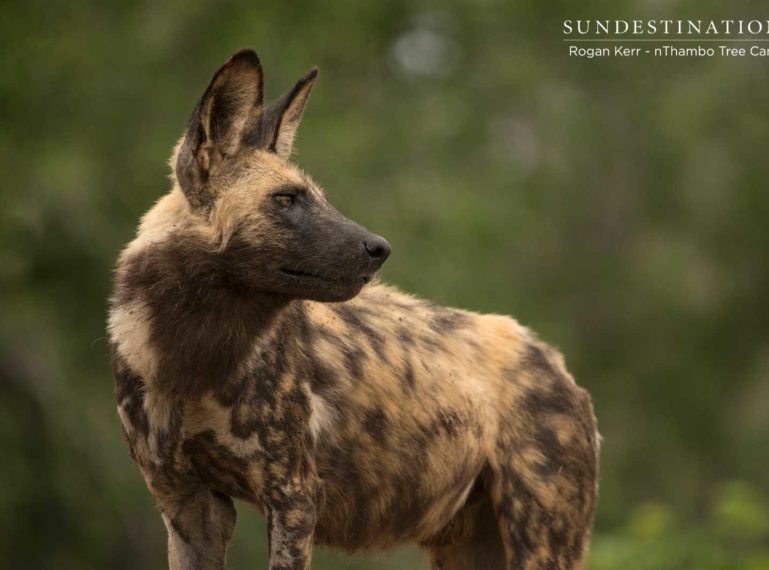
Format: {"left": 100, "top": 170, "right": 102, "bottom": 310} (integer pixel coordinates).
{"left": 146, "top": 472, "right": 237, "bottom": 570}
{"left": 491, "top": 344, "right": 599, "bottom": 569}
{"left": 425, "top": 490, "right": 506, "bottom": 570}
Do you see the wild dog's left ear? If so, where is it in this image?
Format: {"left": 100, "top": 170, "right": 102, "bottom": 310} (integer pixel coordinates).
{"left": 176, "top": 49, "right": 263, "bottom": 210}
{"left": 261, "top": 67, "right": 318, "bottom": 159}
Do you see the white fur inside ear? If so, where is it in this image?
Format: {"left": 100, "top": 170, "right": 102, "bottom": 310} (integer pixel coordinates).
{"left": 273, "top": 127, "right": 298, "bottom": 159}
{"left": 273, "top": 100, "right": 306, "bottom": 158}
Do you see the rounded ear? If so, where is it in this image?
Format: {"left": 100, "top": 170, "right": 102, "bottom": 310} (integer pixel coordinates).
{"left": 262, "top": 67, "right": 318, "bottom": 159}
{"left": 176, "top": 49, "right": 264, "bottom": 210}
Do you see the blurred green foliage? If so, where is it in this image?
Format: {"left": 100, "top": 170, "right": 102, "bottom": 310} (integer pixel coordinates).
{"left": 590, "top": 482, "right": 769, "bottom": 570}
{"left": 1, "top": 0, "right": 768, "bottom": 568}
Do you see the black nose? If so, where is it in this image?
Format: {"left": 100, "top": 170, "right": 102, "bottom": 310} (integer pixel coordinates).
{"left": 364, "top": 236, "right": 391, "bottom": 264}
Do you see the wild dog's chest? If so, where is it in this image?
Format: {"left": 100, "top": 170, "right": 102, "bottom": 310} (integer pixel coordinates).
{"left": 113, "top": 351, "right": 315, "bottom": 506}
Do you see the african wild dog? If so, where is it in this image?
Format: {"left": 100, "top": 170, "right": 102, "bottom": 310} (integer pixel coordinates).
{"left": 108, "top": 49, "right": 599, "bottom": 570}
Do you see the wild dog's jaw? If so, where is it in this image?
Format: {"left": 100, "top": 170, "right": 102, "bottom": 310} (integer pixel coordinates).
{"left": 275, "top": 269, "right": 370, "bottom": 302}
{"left": 280, "top": 267, "right": 320, "bottom": 279}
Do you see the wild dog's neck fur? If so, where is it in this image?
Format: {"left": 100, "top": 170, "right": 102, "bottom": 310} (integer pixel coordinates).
{"left": 112, "top": 197, "right": 295, "bottom": 396}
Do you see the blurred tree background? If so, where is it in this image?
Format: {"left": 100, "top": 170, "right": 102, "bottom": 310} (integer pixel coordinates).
{"left": 2, "top": 0, "right": 769, "bottom": 568}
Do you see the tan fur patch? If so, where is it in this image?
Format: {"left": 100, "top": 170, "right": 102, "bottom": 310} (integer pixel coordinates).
{"left": 108, "top": 298, "right": 158, "bottom": 382}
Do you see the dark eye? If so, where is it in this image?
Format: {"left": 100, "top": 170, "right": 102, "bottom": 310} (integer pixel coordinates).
{"left": 273, "top": 193, "right": 296, "bottom": 208}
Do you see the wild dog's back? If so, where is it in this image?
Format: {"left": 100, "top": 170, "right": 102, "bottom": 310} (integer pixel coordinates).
{"left": 297, "top": 283, "right": 599, "bottom": 566}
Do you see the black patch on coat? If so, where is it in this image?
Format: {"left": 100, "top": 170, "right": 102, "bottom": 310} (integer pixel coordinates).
{"left": 340, "top": 342, "right": 367, "bottom": 381}
{"left": 314, "top": 442, "right": 371, "bottom": 545}
{"left": 308, "top": 359, "right": 337, "bottom": 394}
{"left": 532, "top": 427, "right": 564, "bottom": 476}
{"left": 363, "top": 408, "right": 388, "bottom": 443}
{"left": 522, "top": 386, "right": 575, "bottom": 418}
{"left": 155, "top": 405, "right": 184, "bottom": 460}
{"left": 333, "top": 304, "right": 387, "bottom": 361}
{"left": 428, "top": 307, "right": 470, "bottom": 334}
{"left": 401, "top": 356, "right": 416, "bottom": 390}
{"left": 521, "top": 344, "right": 570, "bottom": 386}
{"left": 396, "top": 326, "right": 415, "bottom": 347}
{"left": 112, "top": 351, "right": 149, "bottom": 437}
{"left": 183, "top": 430, "right": 257, "bottom": 502}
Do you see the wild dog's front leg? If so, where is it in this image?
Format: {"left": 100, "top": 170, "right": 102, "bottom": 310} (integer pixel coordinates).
{"left": 147, "top": 473, "right": 237, "bottom": 570}
{"left": 264, "top": 476, "right": 320, "bottom": 570}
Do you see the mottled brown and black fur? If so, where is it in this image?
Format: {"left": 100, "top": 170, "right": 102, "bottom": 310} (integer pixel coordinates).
{"left": 108, "top": 49, "right": 600, "bottom": 570}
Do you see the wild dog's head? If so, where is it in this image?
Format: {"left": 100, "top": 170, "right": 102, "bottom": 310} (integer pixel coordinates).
{"left": 172, "top": 49, "right": 390, "bottom": 302}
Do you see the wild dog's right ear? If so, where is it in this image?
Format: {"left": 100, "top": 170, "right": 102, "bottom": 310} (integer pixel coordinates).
{"left": 175, "top": 49, "right": 263, "bottom": 210}
{"left": 243, "top": 67, "right": 318, "bottom": 159}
